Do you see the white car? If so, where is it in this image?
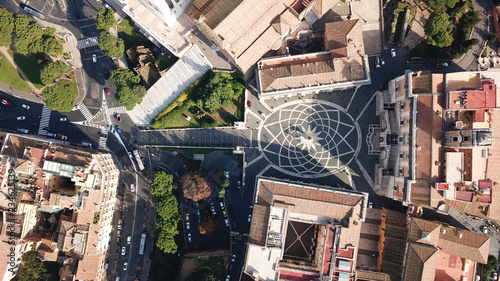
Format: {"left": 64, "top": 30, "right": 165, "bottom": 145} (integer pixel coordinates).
{"left": 126, "top": 236, "right": 131, "bottom": 244}
{"left": 220, "top": 201, "right": 225, "bottom": 210}
{"left": 482, "top": 226, "right": 488, "bottom": 234}
{"left": 130, "top": 184, "right": 135, "bottom": 192}
{"left": 128, "top": 152, "right": 133, "bottom": 159}
{"left": 60, "top": 117, "right": 67, "bottom": 121}
{"left": 123, "top": 262, "right": 128, "bottom": 271}
{"left": 17, "top": 128, "right": 29, "bottom": 134}
{"left": 225, "top": 171, "right": 229, "bottom": 178}
{"left": 187, "top": 233, "right": 192, "bottom": 243}
{"left": 22, "top": 104, "right": 30, "bottom": 109}
{"left": 121, "top": 246, "right": 126, "bottom": 256}
{"left": 231, "top": 254, "right": 236, "bottom": 262}
{"left": 225, "top": 218, "right": 229, "bottom": 226}
{"left": 390, "top": 48, "right": 396, "bottom": 58}
{"left": 226, "top": 275, "right": 230, "bottom": 281}
{"left": 186, "top": 222, "right": 190, "bottom": 230}
{"left": 60, "top": 135, "right": 68, "bottom": 140}
{"left": 248, "top": 214, "right": 252, "bottom": 222}
{"left": 17, "top": 116, "right": 25, "bottom": 120}
{"left": 368, "top": 202, "right": 373, "bottom": 209}
{"left": 92, "top": 54, "right": 97, "bottom": 63}
{"left": 47, "top": 132, "right": 56, "bottom": 137}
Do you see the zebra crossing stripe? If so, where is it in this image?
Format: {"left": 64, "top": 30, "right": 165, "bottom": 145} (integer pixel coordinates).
{"left": 78, "top": 103, "right": 94, "bottom": 121}
{"left": 98, "top": 127, "right": 108, "bottom": 150}
{"left": 77, "top": 37, "right": 98, "bottom": 50}
{"left": 38, "top": 105, "right": 51, "bottom": 135}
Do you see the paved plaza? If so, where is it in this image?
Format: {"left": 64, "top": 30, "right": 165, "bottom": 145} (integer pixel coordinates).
{"left": 258, "top": 100, "right": 360, "bottom": 178}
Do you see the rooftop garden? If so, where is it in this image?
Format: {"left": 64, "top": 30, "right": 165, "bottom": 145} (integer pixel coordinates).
{"left": 150, "top": 70, "right": 245, "bottom": 129}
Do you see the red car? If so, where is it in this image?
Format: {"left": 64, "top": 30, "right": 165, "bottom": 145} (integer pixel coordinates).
{"left": 248, "top": 101, "right": 252, "bottom": 108}
{"left": 104, "top": 88, "right": 110, "bottom": 95}
{"left": 0, "top": 97, "right": 13, "bottom": 107}
{"left": 112, "top": 57, "right": 119, "bottom": 66}
{"left": 116, "top": 114, "right": 121, "bottom": 122}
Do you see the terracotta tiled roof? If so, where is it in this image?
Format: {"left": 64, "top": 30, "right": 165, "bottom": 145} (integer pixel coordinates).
{"left": 356, "top": 270, "right": 391, "bottom": 281}
{"left": 402, "top": 243, "right": 438, "bottom": 281}
{"left": 409, "top": 218, "right": 490, "bottom": 264}
{"left": 312, "top": 0, "right": 340, "bottom": 17}
{"left": 415, "top": 95, "right": 443, "bottom": 180}
{"left": 486, "top": 110, "right": 500, "bottom": 221}
{"left": 248, "top": 204, "right": 270, "bottom": 246}
{"left": 260, "top": 180, "right": 363, "bottom": 206}
{"left": 410, "top": 182, "right": 432, "bottom": 206}
{"left": 324, "top": 20, "right": 359, "bottom": 58}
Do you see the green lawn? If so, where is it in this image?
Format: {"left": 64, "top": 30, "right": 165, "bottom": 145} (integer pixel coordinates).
{"left": 0, "top": 51, "right": 31, "bottom": 92}
{"left": 157, "top": 54, "right": 178, "bottom": 71}
{"left": 8, "top": 50, "right": 44, "bottom": 89}
{"left": 117, "top": 17, "right": 155, "bottom": 50}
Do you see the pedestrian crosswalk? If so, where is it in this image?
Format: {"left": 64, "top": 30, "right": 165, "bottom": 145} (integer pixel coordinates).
{"left": 38, "top": 105, "right": 51, "bottom": 135}
{"left": 78, "top": 102, "right": 94, "bottom": 121}
{"left": 98, "top": 127, "right": 108, "bottom": 150}
{"left": 106, "top": 106, "right": 127, "bottom": 117}
{"left": 77, "top": 37, "right": 98, "bottom": 50}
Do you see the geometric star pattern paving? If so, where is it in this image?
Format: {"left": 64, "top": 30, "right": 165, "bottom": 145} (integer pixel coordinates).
{"left": 258, "top": 100, "right": 360, "bottom": 178}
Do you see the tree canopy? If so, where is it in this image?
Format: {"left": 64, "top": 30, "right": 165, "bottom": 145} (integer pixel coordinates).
{"left": 424, "top": 0, "right": 459, "bottom": 10}
{"left": 40, "top": 60, "right": 70, "bottom": 85}
{"left": 424, "top": 12, "right": 453, "bottom": 48}
{"left": 98, "top": 31, "right": 124, "bottom": 58}
{"left": 198, "top": 216, "right": 218, "bottom": 235}
{"left": 181, "top": 172, "right": 213, "bottom": 202}
{"left": 43, "top": 82, "right": 77, "bottom": 112}
{"left": 111, "top": 67, "right": 143, "bottom": 109}
{"left": 95, "top": 8, "right": 116, "bottom": 30}
{"left": 13, "top": 15, "right": 63, "bottom": 56}
{"left": 0, "top": 8, "right": 14, "bottom": 47}
{"left": 17, "top": 251, "right": 50, "bottom": 281}
{"left": 151, "top": 171, "right": 180, "bottom": 254}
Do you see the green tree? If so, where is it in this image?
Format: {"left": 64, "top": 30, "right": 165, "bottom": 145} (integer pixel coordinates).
{"left": 154, "top": 226, "right": 179, "bottom": 254}
{"left": 424, "top": 12, "right": 453, "bottom": 48}
{"left": 218, "top": 186, "right": 226, "bottom": 198}
{"left": 17, "top": 251, "right": 50, "bottom": 281}
{"left": 459, "top": 11, "right": 481, "bottom": 34}
{"left": 111, "top": 67, "right": 140, "bottom": 88}
{"left": 43, "top": 27, "right": 56, "bottom": 37}
{"left": 132, "top": 84, "right": 147, "bottom": 98}
{"left": 424, "top": 0, "right": 459, "bottom": 10}
{"left": 488, "top": 33, "right": 498, "bottom": 43}
{"left": 221, "top": 178, "right": 230, "bottom": 188}
{"left": 156, "top": 195, "right": 180, "bottom": 220}
{"left": 40, "top": 60, "right": 70, "bottom": 85}
{"left": 0, "top": 8, "right": 15, "bottom": 47}
{"left": 483, "top": 255, "right": 498, "bottom": 281}
{"left": 150, "top": 171, "right": 175, "bottom": 198}
{"left": 43, "top": 83, "right": 77, "bottom": 112}
{"left": 96, "top": 8, "right": 116, "bottom": 30}
{"left": 198, "top": 216, "right": 218, "bottom": 235}
{"left": 43, "top": 37, "right": 64, "bottom": 57}
{"left": 115, "top": 86, "right": 143, "bottom": 110}
{"left": 97, "top": 31, "right": 124, "bottom": 58}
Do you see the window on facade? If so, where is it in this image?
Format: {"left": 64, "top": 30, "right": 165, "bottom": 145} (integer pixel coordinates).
{"left": 394, "top": 186, "right": 398, "bottom": 192}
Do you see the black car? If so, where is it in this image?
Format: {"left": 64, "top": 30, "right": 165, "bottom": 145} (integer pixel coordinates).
{"left": 97, "top": 132, "right": 107, "bottom": 138}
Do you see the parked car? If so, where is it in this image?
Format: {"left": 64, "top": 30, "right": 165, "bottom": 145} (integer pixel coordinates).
{"left": 127, "top": 236, "right": 131, "bottom": 244}
{"left": 123, "top": 262, "right": 128, "bottom": 271}
{"left": 226, "top": 275, "right": 230, "bottom": 281}
{"left": 17, "top": 128, "right": 29, "bottom": 134}
{"left": 121, "top": 247, "right": 126, "bottom": 256}
{"left": 231, "top": 254, "right": 236, "bottom": 262}
{"left": 60, "top": 117, "right": 67, "bottom": 121}
{"left": 104, "top": 88, "right": 110, "bottom": 95}
{"left": 115, "top": 125, "right": 122, "bottom": 134}
{"left": 186, "top": 222, "right": 190, "bottom": 230}
{"left": 131, "top": 184, "right": 135, "bottom": 192}
{"left": 47, "top": 132, "right": 56, "bottom": 137}
{"left": 248, "top": 101, "right": 252, "bottom": 108}
{"left": 368, "top": 202, "right": 373, "bottom": 208}
{"left": 22, "top": 104, "right": 30, "bottom": 109}
{"left": 210, "top": 206, "right": 216, "bottom": 215}
{"left": 0, "top": 98, "right": 13, "bottom": 107}
{"left": 223, "top": 210, "right": 227, "bottom": 218}
{"left": 225, "top": 218, "right": 229, "bottom": 226}
{"left": 128, "top": 152, "right": 133, "bottom": 159}
{"left": 225, "top": 171, "right": 229, "bottom": 178}
{"left": 436, "top": 62, "right": 449, "bottom": 68}
{"left": 375, "top": 56, "right": 381, "bottom": 69}
{"left": 112, "top": 57, "right": 119, "bottom": 66}
{"left": 390, "top": 48, "right": 396, "bottom": 58}
{"left": 60, "top": 135, "right": 68, "bottom": 140}
{"left": 92, "top": 54, "right": 97, "bottom": 63}
{"left": 220, "top": 201, "right": 225, "bottom": 210}
{"left": 237, "top": 181, "right": 241, "bottom": 189}
{"left": 17, "top": 116, "right": 25, "bottom": 120}
{"left": 208, "top": 198, "right": 214, "bottom": 206}
{"left": 248, "top": 214, "right": 252, "bottom": 222}
{"left": 122, "top": 178, "right": 126, "bottom": 184}
{"left": 482, "top": 226, "right": 488, "bottom": 234}
{"left": 116, "top": 114, "right": 121, "bottom": 122}
{"left": 187, "top": 233, "right": 192, "bottom": 243}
